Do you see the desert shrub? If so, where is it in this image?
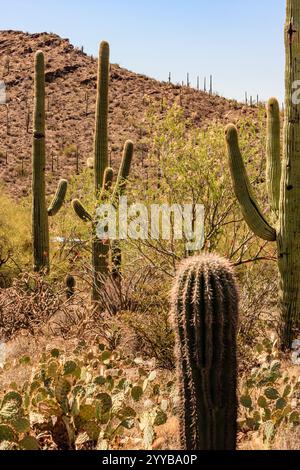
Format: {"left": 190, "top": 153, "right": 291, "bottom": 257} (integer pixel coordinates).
{"left": 121, "top": 309, "right": 174, "bottom": 370}
{"left": 0, "top": 186, "right": 31, "bottom": 285}
{"left": 0, "top": 342, "right": 177, "bottom": 450}
{"left": 70, "top": 266, "right": 175, "bottom": 369}
{"left": 124, "top": 104, "right": 272, "bottom": 276}
{"left": 0, "top": 273, "right": 87, "bottom": 342}
{"left": 236, "top": 261, "right": 279, "bottom": 371}
{"left": 0, "top": 274, "right": 62, "bottom": 340}
{"left": 62, "top": 144, "right": 77, "bottom": 159}
{"left": 239, "top": 338, "right": 300, "bottom": 449}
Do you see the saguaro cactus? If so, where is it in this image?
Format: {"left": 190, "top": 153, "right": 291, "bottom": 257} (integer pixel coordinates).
{"left": 225, "top": 0, "right": 300, "bottom": 350}
{"left": 94, "top": 41, "right": 109, "bottom": 195}
{"left": 32, "top": 51, "right": 68, "bottom": 272}
{"left": 171, "top": 254, "right": 238, "bottom": 450}
{"left": 72, "top": 41, "right": 133, "bottom": 303}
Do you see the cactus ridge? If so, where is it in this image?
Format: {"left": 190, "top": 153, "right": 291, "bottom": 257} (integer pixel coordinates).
{"left": 266, "top": 98, "right": 281, "bottom": 213}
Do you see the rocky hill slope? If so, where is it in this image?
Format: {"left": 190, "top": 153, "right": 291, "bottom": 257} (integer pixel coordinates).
{"left": 0, "top": 30, "right": 257, "bottom": 198}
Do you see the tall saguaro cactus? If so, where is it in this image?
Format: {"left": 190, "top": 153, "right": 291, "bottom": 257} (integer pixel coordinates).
{"left": 225, "top": 0, "right": 300, "bottom": 349}
{"left": 32, "top": 51, "right": 68, "bottom": 272}
{"left": 72, "top": 42, "right": 134, "bottom": 303}
{"left": 94, "top": 41, "right": 109, "bottom": 194}
{"left": 171, "top": 254, "right": 238, "bottom": 450}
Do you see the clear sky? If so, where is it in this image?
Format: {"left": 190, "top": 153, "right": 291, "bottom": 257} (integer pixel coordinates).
{"left": 0, "top": 0, "right": 285, "bottom": 103}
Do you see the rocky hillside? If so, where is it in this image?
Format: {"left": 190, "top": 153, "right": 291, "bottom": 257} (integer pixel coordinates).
{"left": 0, "top": 30, "right": 257, "bottom": 198}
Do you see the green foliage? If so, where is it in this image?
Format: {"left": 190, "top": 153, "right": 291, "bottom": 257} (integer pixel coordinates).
{"left": 0, "top": 342, "right": 177, "bottom": 450}
{"left": 0, "top": 186, "right": 31, "bottom": 284}
{"left": 239, "top": 338, "right": 300, "bottom": 447}
{"left": 62, "top": 144, "right": 77, "bottom": 159}
{"left": 127, "top": 103, "right": 269, "bottom": 277}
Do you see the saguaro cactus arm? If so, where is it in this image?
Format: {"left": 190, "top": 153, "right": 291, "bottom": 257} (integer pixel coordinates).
{"left": 72, "top": 199, "right": 93, "bottom": 222}
{"left": 94, "top": 41, "right": 109, "bottom": 194}
{"left": 99, "top": 167, "right": 114, "bottom": 201}
{"left": 48, "top": 179, "right": 68, "bottom": 216}
{"left": 225, "top": 124, "right": 276, "bottom": 242}
{"left": 112, "top": 140, "right": 134, "bottom": 201}
{"left": 266, "top": 98, "right": 281, "bottom": 213}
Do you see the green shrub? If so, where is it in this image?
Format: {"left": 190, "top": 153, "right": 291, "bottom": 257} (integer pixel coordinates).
{"left": 0, "top": 186, "right": 31, "bottom": 285}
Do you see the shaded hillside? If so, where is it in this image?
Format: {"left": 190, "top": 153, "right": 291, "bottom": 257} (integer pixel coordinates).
{"left": 0, "top": 30, "right": 257, "bottom": 198}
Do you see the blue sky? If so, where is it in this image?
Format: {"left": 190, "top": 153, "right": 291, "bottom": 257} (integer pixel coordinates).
{"left": 1, "top": 0, "right": 285, "bottom": 102}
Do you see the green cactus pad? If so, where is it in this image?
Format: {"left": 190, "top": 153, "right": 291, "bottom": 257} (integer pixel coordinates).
{"left": 0, "top": 424, "right": 16, "bottom": 443}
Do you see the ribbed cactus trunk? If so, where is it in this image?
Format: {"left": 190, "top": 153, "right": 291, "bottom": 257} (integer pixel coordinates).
{"left": 94, "top": 41, "right": 109, "bottom": 194}
{"left": 278, "top": 1, "right": 300, "bottom": 347}
{"left": 92, "top": 238, "right": 109, "bottom": 302}
{"left": 32, "top": 51, "right": 49, "bottom": 273}
{"left": 225, "top": 0, "right": 300, "bottom": 350}
{"left": 92, "top": 41, "right": 110, "bottom": 302}
{"left": 171, "top": 254, "right": 238, "bottom": 450}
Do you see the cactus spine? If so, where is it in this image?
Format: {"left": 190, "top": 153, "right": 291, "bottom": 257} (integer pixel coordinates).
{"left": 32, "top": 51, "right": 67, "bottom": 272}
{"left": 72, "top": 42, "right": 133, "bottom": 303}
{"left": 225, "top": 0, "right": 300, "bottom": 349}
{"left": 171, "top": 254, "right": 238, "bottom": 450}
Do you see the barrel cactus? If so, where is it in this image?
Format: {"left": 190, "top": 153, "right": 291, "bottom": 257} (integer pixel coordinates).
{"left": 65, "top": 274, "right": 76, "bottom": 299}
{"left": 32, "top": 51, "right": 67, "bottom": 273}
{"left": 225, "top": 0, "right": 300, "bottom": 350}
{"left": 72, "top": 41, "right": 133, "bottom": 303}
{"left": 171, "top": 253, "right": 238, "bottom": 450}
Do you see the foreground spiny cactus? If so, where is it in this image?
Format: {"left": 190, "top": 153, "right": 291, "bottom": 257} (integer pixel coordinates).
{"left": 72, "top": 42, "right": 133, "bottom": 303}
{"left": 225, "top": 0, "right": 300, "bottom": 350}
{"left": 32, "top": 51, "right": 67, "bottom": 272}
{"left": 171, "top": 254, "right": 238, "bottom": 450}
